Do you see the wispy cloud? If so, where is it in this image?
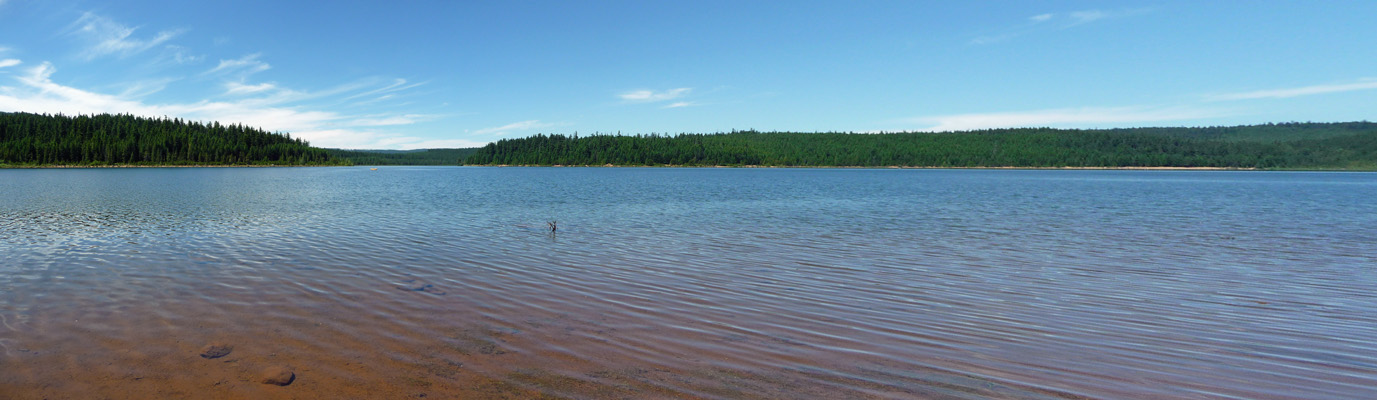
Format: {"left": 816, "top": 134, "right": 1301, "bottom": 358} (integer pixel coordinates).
{"left": 401, "top": 138, "right": 490, "bottom": 149}
{"left": 208, "top": 54, "right": 275, "bottom": 97}
{"left": 342, "top": 78, "right": 425, "bottom": 101}
{"left": 205, "top": 53, "right": 270, "bottom": 76}
{"left": 69, "top": 12, "right": 183, "bottom": 60}
{"left": 0, "top": 59, "right": 19, "bottom": 68}
{"left": 162, "top": 45, "right": 203, "bottom": 65}
{"left": 1207, "top": 79, "right": 1377, "bottom": 101}
{"left": 366, "top": 137, "right": 489, "bottom": 150}
{"left": 663, "top": 101, "right": 695, "bottom": 109}
{"left": 1068, "top": 10, "right": 1108, "bottom": 25}
{"left": 351, "top": 114, "right": 434, "bottom": 127}
{"left": 6, "top": 62, "right": 154, "bottom": 115}
{"left": 225, "top": 81, "right": 276, "bottom": 95}
{"left": 117, "top": 77, "right": 180, "bottom": 98}
{"left": 904, "top": 106, "right": 1226, "bottom": 132}
{"left": 0, "top": 61, "right": 450, "bottom": 149}
{"left": 473, "top": 120, "right": 562, "bottom": 136}
{"left": 972, "top": 8, "right": 1149, "bottom": 45}
{"left": 619, "top": 87, "right": 691, "bottom": 103}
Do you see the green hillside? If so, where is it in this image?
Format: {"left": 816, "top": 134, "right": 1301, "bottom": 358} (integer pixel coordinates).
{"left": 462, "top": 123, "right": 1377, "bottom": 170}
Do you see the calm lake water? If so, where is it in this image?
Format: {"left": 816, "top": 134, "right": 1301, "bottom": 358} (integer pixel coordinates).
{"left": 1, "top": 167, "right": 1374, "bottom": 399}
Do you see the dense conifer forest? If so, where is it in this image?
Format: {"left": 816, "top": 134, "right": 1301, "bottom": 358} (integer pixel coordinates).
{"left": 326, "top": 148, "right": 478, "bottom": 165}
{"left": 0, "top": 112, "right": 345, "bottom": 166}
{"left": 462, "top": 123, "right": 1377, "bottom": 169}
{"left": 4, "top": 112, "right": 1375, "bottom": 169}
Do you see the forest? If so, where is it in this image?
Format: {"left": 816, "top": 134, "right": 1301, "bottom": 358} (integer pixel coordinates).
{"left": 326, "top": 148, "right": 478, "bottom": 165}
{"left": 461, "top": 122, "right": 1377, "bottom": 169}
{"left": 4, "top": 112, "right": 1375, "bottom": 170}
{"left": 0, "top": 112, "right": 346, "bottom": 166}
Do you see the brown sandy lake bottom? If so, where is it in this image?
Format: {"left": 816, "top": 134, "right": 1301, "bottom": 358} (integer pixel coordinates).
{"left": 2, "top": 167, "right": 1375, "bottom": 399}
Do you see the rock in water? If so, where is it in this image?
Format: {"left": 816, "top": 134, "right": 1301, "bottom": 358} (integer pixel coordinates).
{"left": 397, "top": 282, "right": 432, "bottom": 291}
{"left": 397, "top": 282, "right": 446, "bottom": 295}
{"left": 261, "top": 366, "right": 295, "bottom": 386}
{"left": 199, "top": 343, "right": 233, "bottom": 359}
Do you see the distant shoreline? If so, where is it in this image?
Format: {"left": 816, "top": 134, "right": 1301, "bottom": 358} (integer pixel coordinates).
{"left": 9, "top": 164, "right": 1373, "bottom": 171}
{"left": 484, "top": 164, "right": 1265, "bottom": 170}
{"left": 0, "top": 164, "right": 336, "bottom": 169}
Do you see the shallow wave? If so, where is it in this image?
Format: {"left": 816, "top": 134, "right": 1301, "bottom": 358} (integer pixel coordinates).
{"left": 1, "top": 167, "right": 1374, "bottom": 399}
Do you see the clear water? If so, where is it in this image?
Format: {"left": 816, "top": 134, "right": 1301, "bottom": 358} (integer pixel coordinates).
{"left": 1, "top": 167, "right": 1374, "bottom": 399}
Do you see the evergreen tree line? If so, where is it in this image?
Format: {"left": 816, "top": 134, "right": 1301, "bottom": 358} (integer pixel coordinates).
{"left": 327, "top": 148, "right": 479, "bottom": 165}
{"left": 461, "top": 124, "right": 1377, "bottom": 169}
{"left": 0, "top": 112, "right": 347, "bottom": 166}
{"left": 5, "top": 112, "right": 1374, "bottom": 169}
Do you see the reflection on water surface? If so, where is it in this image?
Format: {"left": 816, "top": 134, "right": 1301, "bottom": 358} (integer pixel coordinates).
{"left": 1, "top": 167, "right": 1374, "bottom": 399}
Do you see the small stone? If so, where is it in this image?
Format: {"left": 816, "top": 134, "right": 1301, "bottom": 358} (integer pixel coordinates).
{"left": 199, "top": 343, "right": 233, "bottom": 359}
{"left": 261, "top": 365, "right": 295, "bottom": 386}
{"left": 397, "top": 283, "right": 431, "bottom": 291}
{"left": 397, "top": 282, "right": 446, "bottom": 295}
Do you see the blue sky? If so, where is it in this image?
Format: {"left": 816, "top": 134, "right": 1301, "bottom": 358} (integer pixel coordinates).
{"left": 0, "top": 1, "right": 1374, "bottom": 149}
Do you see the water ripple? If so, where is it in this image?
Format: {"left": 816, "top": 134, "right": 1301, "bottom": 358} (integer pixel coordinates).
{"left": 0, "top": 167, "right": 1374, "bottom": 398}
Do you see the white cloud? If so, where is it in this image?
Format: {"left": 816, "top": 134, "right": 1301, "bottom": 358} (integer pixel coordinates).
{"left": 225, "top": 80, "right": 381, "bottom": 108}
{"left": 0, "top": 61, "right": 446, "bottom": 149}
{"left": 290, "top": 129, "right": 386, "bottom": 148}
{"left": 164, "top": 45, "right": 203, "bottom": 65}
{"left": 69, "top": 12, "right": 183, "bottom": 60}
{"left": 369, "top": 137, "right": 489, "bottom": 150}
{"left": 351, "top": 114, "right": 432, "bottom": 126}
{"left": 342, "top": 78, "right": 425, "bottom": 101}
{"left": 972, "top": 8, "right": 1148, "bottom": 45}
{"left": 1208, "top": 79, "right": 1377, "bottom": 101}
{"left": 404, "top": 139, "right": 490, "bottom": 149}
{"left": 117, "top": 77, "right": 180, "bottom": 98}
{"left": 225, "top": 81, "right": 277, "bottom": 95}
{"left": 4, "top": 62, "right": 150, "bottom": 114}
{"left": 472, "top": 120, "right": 565, "bottom": 136}
{"left": 905, "top": 106, "right": 1226, "bottom": 132}
{"left": 1069, "top": 10, "right": 1108, "bottom": 24}
{"left": 206, "top": 53, "right": 270, "bottom": 76}
{"left": 0, "top": 59, "right": 19, "bottom": 68}
{"left": 619, "top": 87, "right": 691, "bottom": 102}
{"left": 1066, "top": 8, "right": 1150, "bottom": 26}
{"left": 663, "top": 101, "right": 695, "bottom": 109}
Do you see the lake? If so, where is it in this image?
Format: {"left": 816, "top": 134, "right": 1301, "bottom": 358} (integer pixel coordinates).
{"left": 1, "top": 167, "right": 1374, "bottom": 399}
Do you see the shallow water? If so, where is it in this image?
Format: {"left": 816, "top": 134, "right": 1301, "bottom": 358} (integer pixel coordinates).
{"left": 1, "top": 167, "right": 1374, "bottom": 399}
